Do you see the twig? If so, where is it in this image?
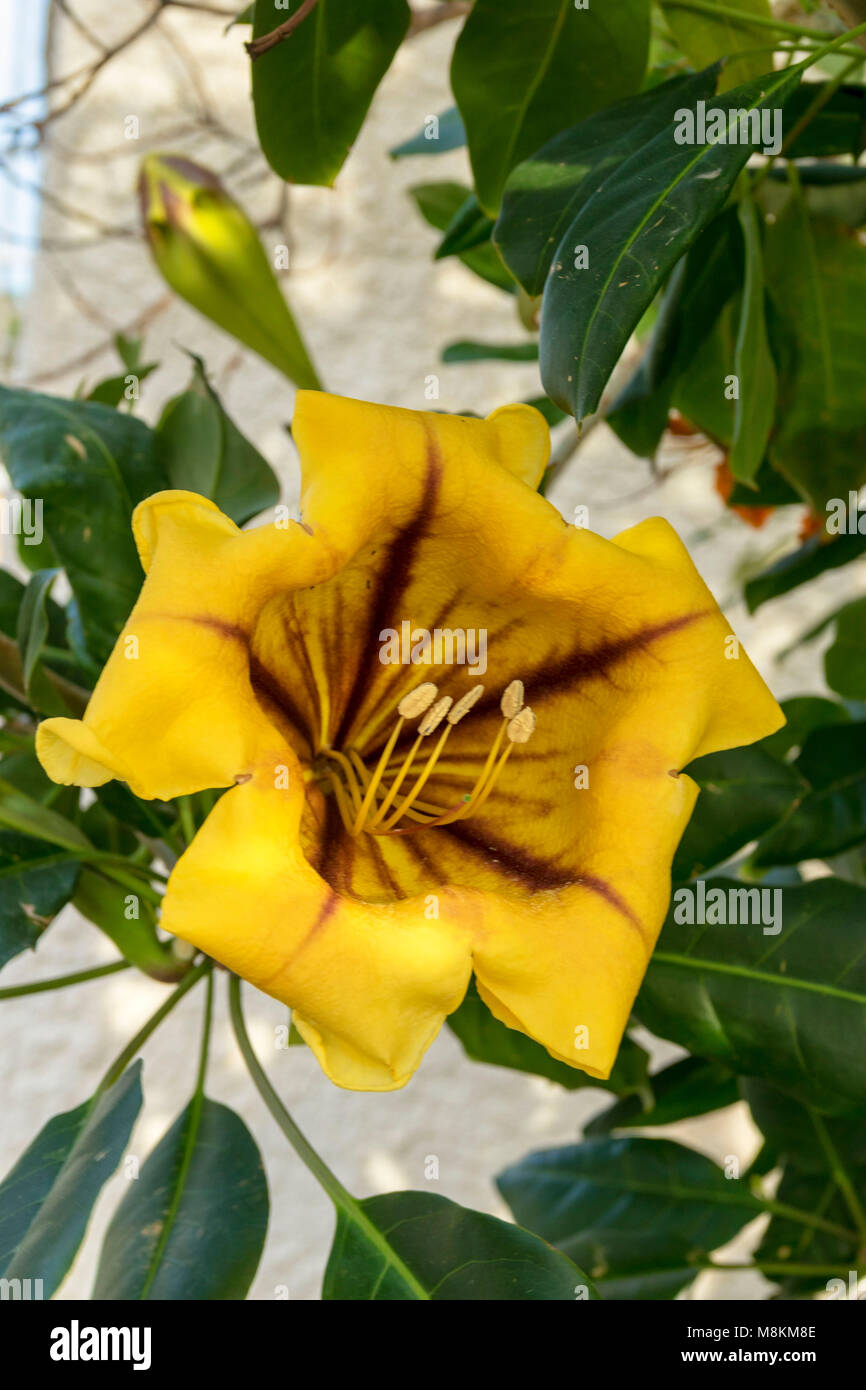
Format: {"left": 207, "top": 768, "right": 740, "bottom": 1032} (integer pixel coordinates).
{"left": 245, "top": 0, "right": 320, "bottom": 60}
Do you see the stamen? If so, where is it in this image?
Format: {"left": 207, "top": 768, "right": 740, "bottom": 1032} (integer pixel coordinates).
{"left": 507, "top": 707, "right": 536, "bottom": 744}
{"left": 501, "top": 679, "right": 524, "bottom": 719}
{"left": 333, "top": 678, "right": 536, "bottom": 837}
{"left": 350, "top": 682, "right": 438, "bottom": 835}
{"left": 448, "top": 683, "right": 484, "bottom": 724}
{"left": 418, "top": 695, "right": 453, "bottom": 735}
{"left": 398, "top": 682, "right": 438, "bottom": 719}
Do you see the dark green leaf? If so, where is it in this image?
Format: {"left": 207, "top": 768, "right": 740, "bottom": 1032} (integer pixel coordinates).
{"left": 0, "top": 387, "right": 167, "bottom": 664}
{"left": 783, "top": 82, "right": 866, "bottom": 158}
{"left": 752, "top": 722, "right": 866, "bottom": 866}
{"left": 608, "top": 205, "right": 743, "bottom": 457}
{"left": 0, "top": 776, "right": 90, "bottom": 852}
{"left": 729, "top": 190, "right": 776, "bottom": 482}
{"left": 764, "top": 196, "right": 866, "bottom": 509}
{"left": 496, "top": 73, "right": 720, "bottom": 299}
{"left": 441, "top": 340, "right": 538, "bottom": 364}
{"left": 673, "top": 745, "right": 805, "bottom": 880}
{"left": 15, "top": 568, "right": 58, "bottom": 694}
{"left": 448, "top": 983, "right": 649, "bottom": 1095}
{"left": 743, "top": 1079, "right": 866, "bottom": 1175}
{"left": 726, "top": 457, "right": 802, "bottom": 507}
{"left": 754, "top": 1168, "right": 857, "bottom": 1297}
{"left": 323, "top": 1190, "right": 597, "bottom": 1300}
{"left": 541, "top": 64, "right": 802, "bottom": 420}
{"left": 451, "top": 0, "right": 651, "bottom": 214}
{"left": 637, "top": 877, "right": 866, "bottom": 1114}
{"left": 0, "top": 1065, "right": 142, "bottom": 1296}
{"left": 824, "top": 597, "right": 866, "bottom": 699}
{"left": 156, "top": 358, "right": 279, "bottom": 525}
{"left": 252, "top": 0, "right": 411, "bottom": 186}
{"left": 760, "top": 695, "right": 850, "bottom": 761}
{"left": 408, "top": 181, "right": 514, "bottom": 291}
{"left": 745, "top": 530, "right": 866, "bottom": 611}
{"left": 434, "top": 193, "right": 494, "bottom": 259}
{"left": 0, "top": 831, "right": 80, "bottom": 972}
{"left": 93, "top": 1097, "right": 267, "bottom": 1299}
{"left": 498, "top": 1136, "right": 757, "bottom": 1300}
{"left": 585, "top": 1058, "right": 738, "bottom": 1137}
{"left": 390, "top": 106, "right": 466, "bottom": 158}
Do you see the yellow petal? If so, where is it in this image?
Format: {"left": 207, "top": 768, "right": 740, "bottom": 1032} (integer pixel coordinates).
{"left": 160, "top": 763, "right": 473, "bottom": 1090}
{"left": 37, "top": 491, "right": 328, "bottom": 799}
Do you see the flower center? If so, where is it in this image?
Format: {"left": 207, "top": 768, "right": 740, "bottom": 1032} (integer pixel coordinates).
{"left": 316, "top": 679, "right": 536, "bottom": 837}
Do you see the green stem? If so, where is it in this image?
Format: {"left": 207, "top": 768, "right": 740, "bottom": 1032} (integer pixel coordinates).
{"left": 96, "top": 957, "right": 209, "bottom": 1095}
{"left": 93, "top": 864, "right": 163, "bottom": 906}
{"left": 228, "top": 975, "right": 431, "bottom": 1301}
{"left": 662, "top": 0, "right": 848, "bottom": 45}
{"left": 761, "top": 1195, "right": 858, "bottom": 1244}
{"left": 810, "top": 1111, "right": 866, "bottom": 1241}
{"left": 0, "top": 959, "right": 129, "bottom": 999}
{"left": 177, "top": 795, "right": 197, "bottom": 847}
{"left": 704, "top": 1258, "right": 859, "bottom": 1278}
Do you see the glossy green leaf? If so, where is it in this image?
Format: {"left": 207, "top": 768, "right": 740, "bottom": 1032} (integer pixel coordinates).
{"left": 754, "top": 1168, "right": 858, "bottom": 1296}
{"left": 609, "top": 206, "right": 742, "bottom": 457}
{"left": 495, "top": 73, "right": 714, "bottom": 299}
{"left": 0, "top": 776, "right": 90, "bottom": 852}
{"left": 663, "top": 0, "right": 775, "bottom": 90}
{"left": 745, "top": 530, "right": 866, "bottom": 611}
{"left": 760, "top": 695, "right": 850, "bottom": 761}
{"left": 637, "top": 877, "right": 866, "bottom": 1114}
{"left": 323, "top": 1189, "right": 597, "bottom": 1300}
{"left": 15, "top": 568, "right": 58, "bottom": 695}
{"left": 498, "top": 1136, "right": 757, "bottom": 1299}
{"left": 783, "top": 82, "right": 866, "bottom": 159}
{"left": 673, "top": 745, "right": 805, "bottom": 880}
{"left": 0, "top": 1064, "right": 142, "bottom": 1296}
{"left": 541, "top": 64, "right": 801, "bottom": 419}
{"left": 0, "top": 831, "right": 80, "bottom": 972}
{"left": 725, "top": 456, "right": 802, "bottom": 508}
{"left": 752, "top": 722, "right": 866, "bottom": 866}
{"left": 156, "top": 358, "right": 278, "bottom": 526}
{"left": 0, "top": 388, "right": 167, "bottom": 664}
{"left": 252, "top": 0, "right": 411, "bottom": 186}
{"left": 93, "top": 1097, "right": 267, "bottom": 1299}
{"left": 585, "top": 1057, "right": 738, "bottom": 1137}
{"left": 824, "top": 597, "right": 866, "bottom": 699}
{"left": 761, "top": 162, "right": 866, "bottom": 229}
{"left": 743, "top": 1079, "right": 866, "bottom": 1176}
{"left": 74, "top": 868, "right": 183, "bottom": 983}
{"left": 390, "top": 106, "right": 466, "bottom": 158}
{"left": 448, "top": 983, "right": 649, "bottom": 1095}
{"left": 441, "top": 340, "right": 538, "bottom": 364}
{"left": 451, "top": 0, "right": 651, "bottom": 214}
{"left": 729, "top": 190, "right": 776, "bottom": 482}
{"left": 434, "top": 193, "right": 494, "bottom": 260}
{"left": 408, "top": 181, "right": 514, "bottom": 292}
{"left": 764, "top": 194, "right": 866, "bottom": 509}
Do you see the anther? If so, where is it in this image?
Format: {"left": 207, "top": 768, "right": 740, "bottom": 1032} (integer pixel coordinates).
{"left": 507, "top": 706, "right": 536, "bottom": 744}
{"left": 447, "top": 684, "right": 484, "bottom": 724}
{"left": 500, "top": 679, "right": 524, "bottom": 719}
{"left": 398, "top": 682, "right": 438, "bottom": 719}
{"left": 418, "top": 695, "right": 452, "bottom": 736}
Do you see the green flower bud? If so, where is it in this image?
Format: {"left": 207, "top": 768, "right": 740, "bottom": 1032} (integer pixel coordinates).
{"left": 138, "top": 153, "right": 321, "bottom": 389}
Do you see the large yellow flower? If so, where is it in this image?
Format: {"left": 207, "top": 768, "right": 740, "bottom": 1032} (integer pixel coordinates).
{"left": 36, "top": 392, "right": 783, "bottom": 1091}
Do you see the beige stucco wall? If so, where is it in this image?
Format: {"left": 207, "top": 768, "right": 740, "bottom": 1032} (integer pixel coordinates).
{"left": 2, "top": 0, "right": 862, "bottom": 1301}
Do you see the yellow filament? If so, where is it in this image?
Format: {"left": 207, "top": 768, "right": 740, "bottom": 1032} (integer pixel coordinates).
{"left": 374, "top": 723, "right": 454, "bottom": 833}
{"left": 350, "top": 716, "right": 405, "bottom": 834}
